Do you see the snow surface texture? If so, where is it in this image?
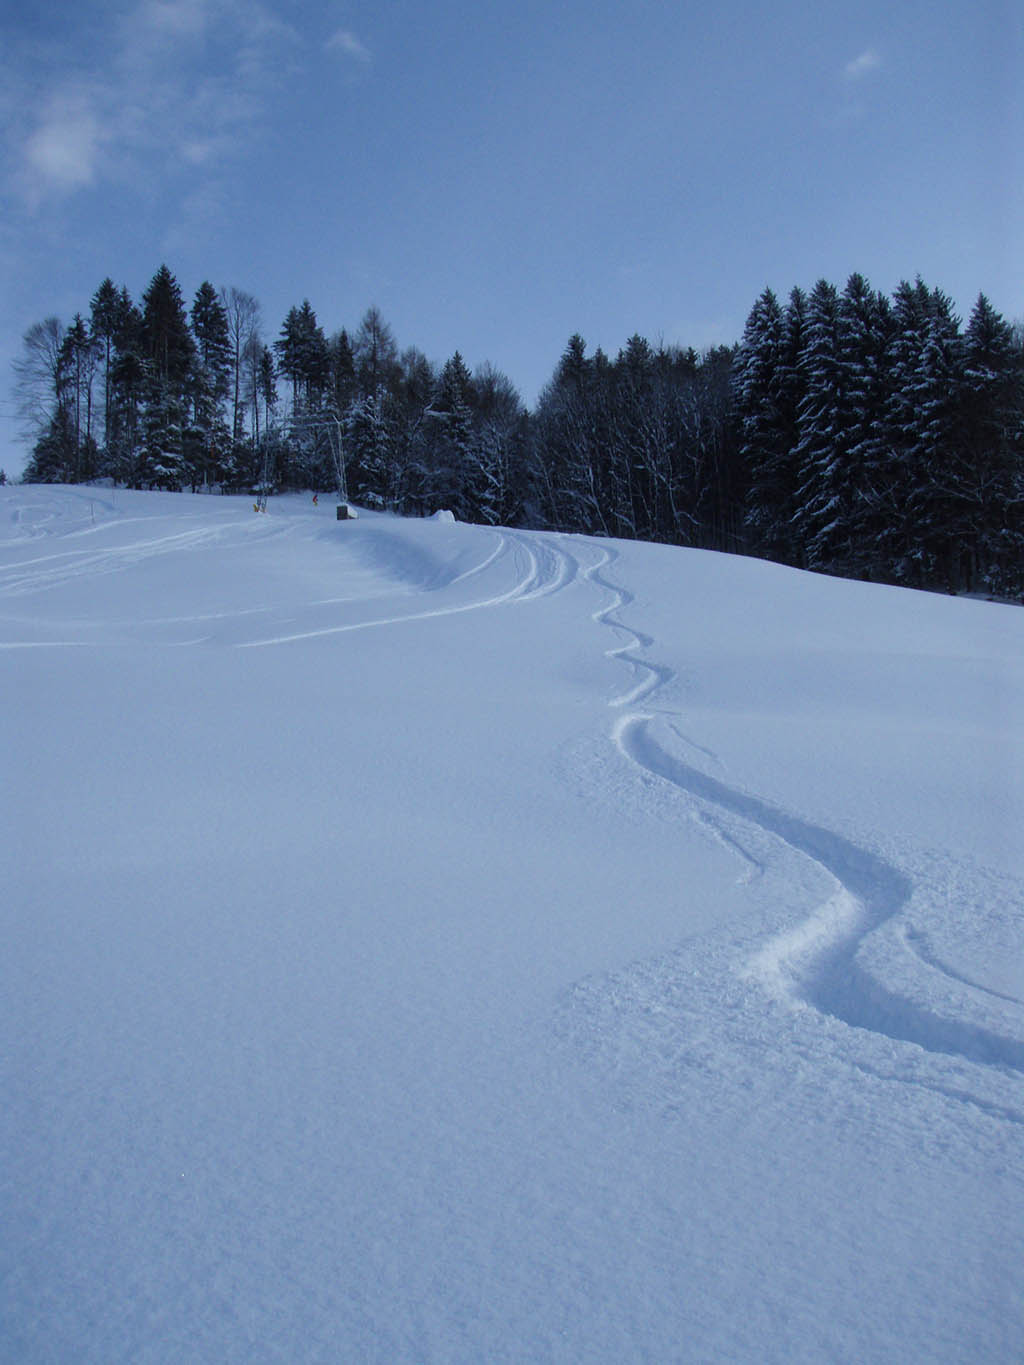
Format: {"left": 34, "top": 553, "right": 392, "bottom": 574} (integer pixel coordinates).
{"left": 2, "top": 486, "right": 1023, "bottom": 1362}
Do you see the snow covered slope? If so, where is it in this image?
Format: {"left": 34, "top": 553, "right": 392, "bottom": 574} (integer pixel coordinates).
{"left": 2, "top": 486, "right": 1022, "bottom": 1362}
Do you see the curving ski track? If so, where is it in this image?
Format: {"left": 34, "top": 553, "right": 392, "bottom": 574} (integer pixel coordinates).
{"left": 581, "top": 542, "right": 1024, "bottom": 1091}
{"left": 237, "top": 528, "right": 584, "bottom": 647}
{"left": 5, "top": 496, "right": 1020, "bottom": 1093}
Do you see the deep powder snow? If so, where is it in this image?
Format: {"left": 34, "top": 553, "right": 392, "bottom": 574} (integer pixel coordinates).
{"left": 2, "top": 487, "right": 1022, "bottom": 1362}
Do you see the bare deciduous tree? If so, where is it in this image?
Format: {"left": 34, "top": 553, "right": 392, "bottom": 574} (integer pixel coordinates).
{"left": 220, "top": 287, "right": 262, "bottom": 441}
{"left": 13, "top": 317, "right": 66, "bottom": 444}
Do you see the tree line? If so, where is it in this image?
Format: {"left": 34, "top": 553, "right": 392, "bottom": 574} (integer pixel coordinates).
{"left": 13, "top": 264, "right": 1024, "bottom": 597}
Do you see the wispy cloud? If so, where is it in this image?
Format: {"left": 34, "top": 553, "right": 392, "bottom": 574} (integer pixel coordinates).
{"left": 5, "top": 0, "right": 300, "bottom": 209}
{"left": 843, "top": 49, "right": 882, "bottom": 82}
{"left": 130, "top": 0, "right": 211, "bottom": 45}
{"left": 326, "top": 29, "right": 371, "bottom": 64}
{"left": 23, "top": 90, "right": 105, "bottom": 195}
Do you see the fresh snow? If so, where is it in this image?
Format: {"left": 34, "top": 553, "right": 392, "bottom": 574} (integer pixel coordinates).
{"left": 2, "top": 485, "right": 1022, "bottom": 1362}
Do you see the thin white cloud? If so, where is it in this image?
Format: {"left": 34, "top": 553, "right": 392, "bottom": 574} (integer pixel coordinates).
{"left": 327, "top": 29, "right": 371, "bottom": 63}
{"left": 7, "top": 0, "right": 299, "bottom": 208}
{"left": 843, "top": 49, "right": 882, "bottom": 82}
{"left": 23, "top": 92, "right": 105, "bottom": 195}
{"left": 179, "top": 132, "right": 239, "bottom": 166}
{"left": 133, "top": 0, "right": 211, "bottom": 42}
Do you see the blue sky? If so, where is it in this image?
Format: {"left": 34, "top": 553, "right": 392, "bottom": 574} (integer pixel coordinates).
{"left": 1, "top": 0, "right": 1021, "bottom": 476}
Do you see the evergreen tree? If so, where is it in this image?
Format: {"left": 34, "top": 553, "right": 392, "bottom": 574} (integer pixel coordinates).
{"left": 189, "top": 282, "right": 232, "bottom": 488}
{"left": 106, "top": 290, "right": 145, "bottom": 485}
{"left": 23, "top": 407, "right": 77, "bottom": 484}
{"left": 328, "top": 329, "right": 357, "bottom": 415}
{"left": 142, "top": 266, "right": 194, "bottom": 389}
{"left": 275, "top": 301, "right": 331, "bottom": 486}
{"left": 424, "top": 352, "right": 475, "bottom": 515}
{"left": 778, "top": 287, "right": 808, "bottom": 455}
{"left": 391, "top": 347, "right": 437, "bottom": 514}
{"left": 878, "top": 278, "right": 935, "bottom": 582}
{"left": 89, "top": 279, "right": 122, "bottom": 456}
{"left": 685, "top": 345, "right": 743, "bottom": 552}
{"left": 958, "top": 295, "right": 1024, "bottom": 594}
{"left": 835, "top": 274, "right": 893, "bottom": 577}
{"left": 346, "top": 390, "right": 395, "bottom": 509}
{"left": 258, "top": 345, "right": 278, "bottom": 436}
{"left": 275, "top": 301, "right": 329, "bottom": 413}
{"left": 892, "top": 283, "right": 963, "bottom": 587}
{"left": 735, "top": 288, "right": 792, "bottom": 560}
{"left": 58, "top": 314, "right": 101, "bottom": 481}
{"left": 15, "top": 259, "right": 1023, "bottom": 596}
{"left": 608, "top": 334, "right": 658, "bottom": 539}
{"left": 140, "top": 265, "right": 195, "bottom": 488}
{"left": 792, "top": 279, "right": 843, "bottom": 570}
{"left": 556, "top": 333, "right": 590, "bottom": 394}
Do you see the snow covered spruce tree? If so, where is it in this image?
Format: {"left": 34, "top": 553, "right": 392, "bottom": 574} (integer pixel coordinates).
{"left": 275, "top": 300, "right": 332, "bottom": 488}
{"left": 782, "top": 274, "right": 895, "bottom": 579}
{"left": 105, "top": 290, "right": 146, "bottom": 486}
{"left": 957, "top": 295, "right": 1024, "bottom": 596}
{"left": 915, "top": 290, "right": 970, "bottom": 591}
{"left": 58, "top": 314, "right": 101, "bottom": 482}
{"left": 345, "top": 309, "right": 401, "bottom": 507}
{"left": 189, "top": 282, "right": 232, "bottom": 491}
{"left": 21, "top": 408, "right": 76, "bottom": 486}
{"left": 327, "top": 329, "right": 357, "bottom": 418}
{"left": 138, "top": 265, "right": 195, "bottom": 489}
{"left": 346, "top": 389, "right": 396, "bottom": 509}
{"left": 734, "top": 288, "right": 794, "bottom": 562}
{"left": 790, "top": 279, "right": 845, "bottom": 571}
{"left": 89, "top": 279, "right": 123, "bottom": 461}
{"left": 878, "top": 280, "right": 963, "bottom": 588}
{"left": 833, "top": 273, "right": 894, "bottom": 579}
{"left": 421, "top": 351, "right": 475, "bottom": 518}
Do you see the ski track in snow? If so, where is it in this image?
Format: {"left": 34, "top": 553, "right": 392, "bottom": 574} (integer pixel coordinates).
{"left": 903, "top": 927, "right": 1024, "bottom": 1009}
{"left": 5, "top": 493, "right": 1021, "bottom": 1112}
{"left": 578, "top": 542, "right": 1024, "bottom": 1116}
{"left": 0, "top": 508, "right": 584, "bottom": 648}
{"left": 236, "top": 527, "right": 582, "bottom": 646}
{"left": 0, "top": 516, "right": 296, "bottom": 602}
{"left": 6, "top": 491, "right": 1023, "bottom": 1362}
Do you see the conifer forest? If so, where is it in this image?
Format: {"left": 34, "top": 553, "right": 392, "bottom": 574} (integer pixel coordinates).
{"left": 13, "top": 266, "right": 1024, "bottom": 598}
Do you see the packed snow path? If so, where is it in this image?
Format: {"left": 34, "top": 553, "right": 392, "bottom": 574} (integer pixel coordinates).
{"left": 2, "top": 488, "right": 1023, "bottom": 1362}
